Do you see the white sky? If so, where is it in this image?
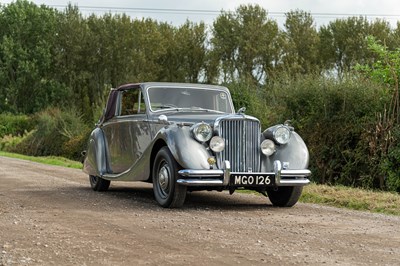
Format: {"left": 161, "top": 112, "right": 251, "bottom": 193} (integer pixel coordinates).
{"left": 2, "top": 0, "right": 400, "bottom": 28}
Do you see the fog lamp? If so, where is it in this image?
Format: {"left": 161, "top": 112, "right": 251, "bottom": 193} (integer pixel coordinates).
{"left": 261, "top": 139, "right": 276, "bottom": 156}
{"left": 210, "top": 136, "right": 225, "bottom": 152}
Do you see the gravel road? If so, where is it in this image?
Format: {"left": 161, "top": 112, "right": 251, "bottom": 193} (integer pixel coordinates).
{"left": 0, "top": 156, "right": 399, "bottom": 265}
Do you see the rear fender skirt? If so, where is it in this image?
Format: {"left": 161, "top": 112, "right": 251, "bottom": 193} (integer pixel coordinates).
{"left": 83, "top": 127, "right": 109, "bottom": 176}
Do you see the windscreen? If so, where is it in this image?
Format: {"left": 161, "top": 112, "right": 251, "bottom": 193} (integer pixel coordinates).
{"left": 147, "top": 87, "right": 233, "bottom": 113}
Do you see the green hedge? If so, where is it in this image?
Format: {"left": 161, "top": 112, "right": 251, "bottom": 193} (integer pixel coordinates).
{"left": 270, "top": 76, "right": 388, "bottom": 188}
{"left": 228, "top": 76, "right": 399, "bottom": 191}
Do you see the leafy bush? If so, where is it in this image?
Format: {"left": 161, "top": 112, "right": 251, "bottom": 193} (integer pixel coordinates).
{"left": 62, "top": 128, "right": 91, "bottom": 161}
{"left": 380, "top": 126, "right": 400, "bottom": 192}
{"left": 11, "top": 108, "right": 90, "bottom": 160}
{"left": 0, "top": 131, "right": 31, "bottom": 151}
{"left": 0, "top": 113, "right": 34, "bottom": 138}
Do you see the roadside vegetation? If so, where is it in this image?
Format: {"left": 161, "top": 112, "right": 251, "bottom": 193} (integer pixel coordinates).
{"left": 0, "top": 151, "right": 82, "bottom": 169}
{"left": 301, "top": 184, "right": 400, "bottom": 216}
{"left": 0, "top": 1, "right": 400, "bottom": 195}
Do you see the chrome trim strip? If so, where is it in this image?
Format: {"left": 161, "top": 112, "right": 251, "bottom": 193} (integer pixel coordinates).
{"left": 280, "top": 169, "right": 311, "bottom": 177}
{"left": 177, "top": 179, "right": 224, "bottom": 186}
{"left": 276, "top": 179, "right": 310, "bottom": 186}
{"left": 178, "top": 169, "right": 224, "bottom": 177}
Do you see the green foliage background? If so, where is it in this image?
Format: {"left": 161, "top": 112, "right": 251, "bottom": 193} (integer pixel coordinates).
{"left": 1, "top": 1, "right": 400, "bottom": 192}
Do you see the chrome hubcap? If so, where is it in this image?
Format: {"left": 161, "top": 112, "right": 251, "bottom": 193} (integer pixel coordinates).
{"left": 158, "top": 165, "right": 170, "bottom": 192}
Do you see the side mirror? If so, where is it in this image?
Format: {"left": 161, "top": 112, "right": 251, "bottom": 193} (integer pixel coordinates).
{"left": 158, "top": 115, "right": 169, "bottom": 124}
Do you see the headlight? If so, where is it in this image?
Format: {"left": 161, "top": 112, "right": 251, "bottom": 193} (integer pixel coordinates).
{"left": 192, "top": 122, "right": 212, "bottom": 142}
{"left": 261, "top": 139, "right": 276, "bottom": 156}
{"left": 210, "top": 136, "right": 225, "bottom": 152}
{"left": 274, "top": 126, "right": 291, "bottom": 145}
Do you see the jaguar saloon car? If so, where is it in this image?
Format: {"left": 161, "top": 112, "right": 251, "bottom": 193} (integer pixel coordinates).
{"left": 83, "top": 82, "right": 311, "bottom": 208}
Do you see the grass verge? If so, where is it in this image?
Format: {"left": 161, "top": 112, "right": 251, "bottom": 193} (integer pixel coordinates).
{"left": 301, "top": 183, "right": 400, "bottom": 216}
{"left": 0, "top": 151, "right": 82, "bottom": 169}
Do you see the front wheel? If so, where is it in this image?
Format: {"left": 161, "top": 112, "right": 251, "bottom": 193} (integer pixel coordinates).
{"left": 89, "top": 175, "right": 110, "bottom": 192}
{"left": 266, "top": 186, "right": 303, "bottom": 207}
{"left": 152, "top": 147, "right": 187, "bottom": 208}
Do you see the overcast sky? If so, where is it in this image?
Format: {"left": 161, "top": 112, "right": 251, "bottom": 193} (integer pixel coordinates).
{"left": 2, "top": 0, "right": 400, "bottom": 28}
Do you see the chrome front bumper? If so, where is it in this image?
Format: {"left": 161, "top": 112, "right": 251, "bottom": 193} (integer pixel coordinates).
{"left": 177, "top": 160, "right": 311, "bottom": 187}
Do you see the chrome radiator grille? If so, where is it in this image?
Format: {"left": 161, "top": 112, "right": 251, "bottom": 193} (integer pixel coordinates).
{"left": 216, "top": 118, "right": 261, "bottom": 172}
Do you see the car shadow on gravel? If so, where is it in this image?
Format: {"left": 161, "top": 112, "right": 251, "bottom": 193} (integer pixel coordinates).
{"left": 80, "top": 183, "right": 275, "bottom": 211}
{"left": 19, "top": 183, "right": 276, "bottom": 212}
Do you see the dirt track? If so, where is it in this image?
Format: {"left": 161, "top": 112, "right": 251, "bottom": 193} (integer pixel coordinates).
{"left": 0, "top": 156, "right": 399, "bottom": 265}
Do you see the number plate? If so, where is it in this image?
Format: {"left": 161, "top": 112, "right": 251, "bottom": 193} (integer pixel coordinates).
{"left": 230, "top": 173, "right": 275, "bottom": 187}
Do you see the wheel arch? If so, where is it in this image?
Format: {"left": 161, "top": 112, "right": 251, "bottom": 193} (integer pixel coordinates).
{"left": 149, "top": 139, "right": 168, "bottom": 182}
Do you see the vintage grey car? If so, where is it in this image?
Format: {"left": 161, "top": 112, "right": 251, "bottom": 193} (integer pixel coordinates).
{"left": 83, "top": 82, "right": 311, "bottom": 208}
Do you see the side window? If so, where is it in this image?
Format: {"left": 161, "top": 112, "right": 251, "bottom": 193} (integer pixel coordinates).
{"left": 120, "top": 89, "right": 146, "bottom": 116}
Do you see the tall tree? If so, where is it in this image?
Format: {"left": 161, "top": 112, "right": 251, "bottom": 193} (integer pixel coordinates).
{"left": 319, "top": 17, "right": 370, "bottom": 76}
{"left": 388, "top": 21, "right": 400, "bottom": 49}
{"left": 0, "top": 0, "right": 64, "bottom": 113}
{"left": 281, "top": 10, "right": 320, "bottom": 75}
{"left": 211, "top": 4, "right": 279, "bottom": 84}
{"left": 211, "top": 11, "right": 238, "bottom": 83}
{"left": 54, "top": 4, "right": 93, "bottom": 119}
{"left": 318, "top": 16, "right": 391, "bottom": 77}
{"left": 157, "top": 21, "right": 207, "bottom": 83}
{"left": 175, "top": 21, "right": 207, "bottom": 83}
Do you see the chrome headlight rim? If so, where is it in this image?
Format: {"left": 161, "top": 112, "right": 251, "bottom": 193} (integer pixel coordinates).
{"left": 192, "top": 122, "right": 212, "bottom": 142}
{"left": 210, "top": 136, "right": 225, "bottom": 152}
{"left": 273, "top": 125, "right": 291, "bottom": 145}
{"left": 261, "top": 139, "right": 276, "bottom": 156}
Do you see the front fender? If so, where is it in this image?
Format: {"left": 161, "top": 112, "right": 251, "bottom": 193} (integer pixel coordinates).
{"left": 261, "top": 131, "right": 309, "bottom": 172}
{"left": 156, "top": 125, "right": 211, "bottom": 170}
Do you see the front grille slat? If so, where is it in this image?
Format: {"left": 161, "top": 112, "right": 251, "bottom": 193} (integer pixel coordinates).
{"left": 216, "top": 117, "right": 260, "bottom": 172}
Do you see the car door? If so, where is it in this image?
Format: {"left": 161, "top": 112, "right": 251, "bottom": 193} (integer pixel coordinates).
{"left": 102, "top": 88, "right": 151, "bottom": 174}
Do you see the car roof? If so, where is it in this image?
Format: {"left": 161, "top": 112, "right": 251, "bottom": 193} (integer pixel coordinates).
{"left": 115, "top": 82, "right": 229, "bottom": 92}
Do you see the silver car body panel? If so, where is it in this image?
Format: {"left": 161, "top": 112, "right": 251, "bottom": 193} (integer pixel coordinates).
{"left": 83, "top": 123, "right": 214, "bottom": 182}
{"left": 261, "top": 131, "right": 310, "bottom": 172}
{"left": 155, "top": 125, "right": 212, "bottom": 170}
{"left": 101, "top": 115, "right": 151, "bottom": 174}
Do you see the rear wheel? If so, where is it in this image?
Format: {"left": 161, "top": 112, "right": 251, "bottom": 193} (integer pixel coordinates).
{"left": 266, "top": 186, "right": 303, "bottom": 207}
{"left": 89, "top": 175, "right": 110, "bottom": 192}
{"left": 153, "top": 147, "right": 187, "bottom": 208}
